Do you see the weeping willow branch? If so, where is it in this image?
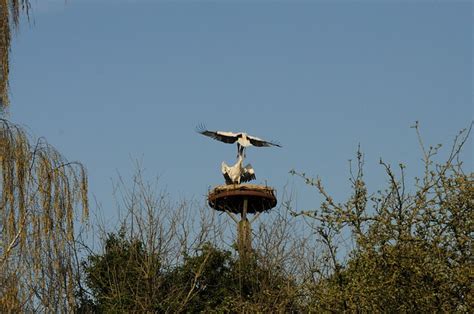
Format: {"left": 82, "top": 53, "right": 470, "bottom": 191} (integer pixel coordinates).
{"left": 0, "top": 0, "right": 30, "bottom": 108}
{"left": 0, "top": 119, "right": 89, "bottom": 312}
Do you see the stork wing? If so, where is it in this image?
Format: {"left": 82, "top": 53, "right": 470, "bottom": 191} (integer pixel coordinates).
{"left": 241, "top": 164, "right": 256, "bottom": 183}
{"left": 222, "top": 172, "right": 233, "bottom": 185}
{"left": 241, "top": 173, "right": 256, "bottom": 183}
{"left": 247, "top": 135, "right": 282, "bottom": 148}
{"left": 196, "top": 125, "right": 240, "bottom": 144}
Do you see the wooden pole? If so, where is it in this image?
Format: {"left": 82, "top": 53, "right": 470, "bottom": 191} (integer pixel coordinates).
{"left": 237, "top": 198, "right": 252, "bottom": 261}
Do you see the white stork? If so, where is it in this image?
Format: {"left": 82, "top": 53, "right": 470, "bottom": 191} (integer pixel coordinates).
{"left": 221, "top": 155, "right": 256, "bottom": 185}
{"left": 196, "top": 124, "right": 281, "bottom": 158}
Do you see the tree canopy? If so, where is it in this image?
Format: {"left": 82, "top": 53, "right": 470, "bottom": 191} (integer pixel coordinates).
{"left": 0, "top": 119, "right": 88, "bottom": 311}
{"left": 290, "top": 123, "right": 473, "bottom": 312}
{"left": 73, "top": 123, "right": 473, "bottom": 312}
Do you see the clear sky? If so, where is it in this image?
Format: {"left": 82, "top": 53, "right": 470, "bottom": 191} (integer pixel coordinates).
{"left": 8, "top": 0, "right": 473, "bottom": 226}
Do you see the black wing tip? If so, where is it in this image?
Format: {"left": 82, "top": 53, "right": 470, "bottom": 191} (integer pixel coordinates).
{"left": 248, "top": 135, "right": 282, "bottom": 148}
{"left": 269, "top": 140, "right": 282, "bottom": 148}
{"left": 195, "top": 123, "right": 207, "bottom": 134}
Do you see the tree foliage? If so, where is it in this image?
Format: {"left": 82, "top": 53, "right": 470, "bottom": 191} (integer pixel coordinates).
{"left": 0, "top": 119, "right": 89, "bottom": 311}
{"left": 0, "top": 0, "right": 30, "bottom": 108}
{"left": 78, "top": 167, "right": 300, "bottom": 312}
{"left": 2, "top": 115, "right": 471, "bottom": 312}
{"left": 291, "top": 122, "right": 473, "bottom": 312}
{"left": 76, "top": 123, "right": 473, "bottom": 313}
{"left": 82, "top": 234, "right": 299, "bottom": 313}
{"left": 81, "top": 230, "right": 163, "bottom": 312}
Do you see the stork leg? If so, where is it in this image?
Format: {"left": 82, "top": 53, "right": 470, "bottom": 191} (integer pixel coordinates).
{"left": 238, "top": 145, "right": 245, "bottom": 159}
{"left": 237, "top": 144, "right": 244, "bottom": 159}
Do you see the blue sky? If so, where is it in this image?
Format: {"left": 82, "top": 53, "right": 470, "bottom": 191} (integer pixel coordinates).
{"left": 8, "top": 0, "right": 473, "bottom": 225}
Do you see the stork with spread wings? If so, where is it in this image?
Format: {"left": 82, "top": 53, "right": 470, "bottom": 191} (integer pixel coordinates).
{"left": 196, "top": 124, "right": 281, "bottom": 159}
{"left": 197, "top": 124, "right": 281, "bottom": 185}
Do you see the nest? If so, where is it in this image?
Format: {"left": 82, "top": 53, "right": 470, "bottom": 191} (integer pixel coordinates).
{"left": 208, "top": 184, "right": 277, "bottom": 214}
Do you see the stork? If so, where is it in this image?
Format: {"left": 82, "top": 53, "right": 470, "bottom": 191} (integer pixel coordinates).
{"left": 221, "top": 154, "right": 256, "bottom": 185}
{"left": 196, "top": 124, "right": 281, "bottom": 158}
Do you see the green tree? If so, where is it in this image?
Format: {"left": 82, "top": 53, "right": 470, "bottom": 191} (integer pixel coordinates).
{"left": 81, "top": 230, "right": 164, "bottom": 312}
{"left": 79, "top": 168, "right": 301, "bottom": 312}
{"left": 165, "top": 244, "right": 299, "bottom": 313}
{"left": 82, "top": 235, "right": 300, "bottom": 313}
{"left": 292, "top": 123, "right": 473, "bottom": 312}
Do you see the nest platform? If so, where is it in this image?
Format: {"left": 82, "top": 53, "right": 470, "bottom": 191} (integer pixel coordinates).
{"left": 208, "top": 184, "right": 277, "bottom": 214}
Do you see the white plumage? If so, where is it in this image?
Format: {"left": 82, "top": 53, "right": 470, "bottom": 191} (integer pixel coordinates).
{"left": 197, "top": 124, "right": 281, "bottom": 158}
{"left": 221, "top": 155, "right": 256, "bottom": 185}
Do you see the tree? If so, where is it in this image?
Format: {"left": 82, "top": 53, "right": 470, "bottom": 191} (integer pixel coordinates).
{"left": 0, "top": 0, "right": 31, "bottom": 108}
{"left": 0, "top": 119, "right": 89, "bottom": 312}
{"left": 81, "top": 230, "right": 164, "bottom": 312}
{"left": 291, "top": 123, "right": 473, "bottom": 312}
{"left": 80, "top": 123, "right": 472, "bottom": 312}
{"left": 80, "top": 167, "right": 301, "bottom": 312}
{"left": 82, "top": 234, "right": 300, "bottom": 313}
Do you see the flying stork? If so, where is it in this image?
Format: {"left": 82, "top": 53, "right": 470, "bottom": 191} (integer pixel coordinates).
{"left": 196, "top": 124, "right": 281, "bottom": 158}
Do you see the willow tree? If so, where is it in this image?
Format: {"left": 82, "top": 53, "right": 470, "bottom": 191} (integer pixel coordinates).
{"left": 0, "top": 0, "right": 30, "bottom": 107}
{"left": 0, "top": 119, "right": 89, "bottom": 311}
